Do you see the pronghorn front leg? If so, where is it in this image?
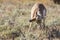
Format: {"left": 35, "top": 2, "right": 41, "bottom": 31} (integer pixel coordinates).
{"left": 29, "top": 22, "right": 33, "bottom": 32}
{"left": 29, "top": 18, "right": 36, "bottom": 32}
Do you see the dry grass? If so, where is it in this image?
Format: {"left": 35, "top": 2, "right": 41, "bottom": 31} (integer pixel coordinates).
{"left": 0, "top": 0, "right": 60, "bottom": 40}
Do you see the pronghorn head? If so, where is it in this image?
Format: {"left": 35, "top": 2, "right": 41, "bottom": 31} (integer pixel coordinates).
{"left": 29, "top": 18, "right": 36, "bottom": 22}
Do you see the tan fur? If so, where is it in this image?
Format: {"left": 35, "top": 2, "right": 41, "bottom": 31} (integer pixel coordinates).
{"left": 29, "top": 3, "right": 46, "bottom": 32}
{"left": 29, "top": 3, "right": 42, "bottom": 32}
{"left": 31, "top": 3, "right": 39, "bottom": 20}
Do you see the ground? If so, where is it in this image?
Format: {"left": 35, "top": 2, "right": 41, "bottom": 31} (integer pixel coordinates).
{"left": 0, "top": 0, "right": 60, "bottom": 40}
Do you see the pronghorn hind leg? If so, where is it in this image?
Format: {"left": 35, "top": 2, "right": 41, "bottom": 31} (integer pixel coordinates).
{"left": 40, "top": 19, "right": 43, "bottom": 29}
{"left": 38, "top": 19, "right": 45, "bottom": 30}
{"left": 42, "top": 18, "right": 46, "bottom": 29}
{"left": 36, "top": 19, "right": 42, "bottom": 29}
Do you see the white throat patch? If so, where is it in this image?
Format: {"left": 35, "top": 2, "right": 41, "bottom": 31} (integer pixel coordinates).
{"left": 37, "top": 11, "right": 41, "bottom": 16}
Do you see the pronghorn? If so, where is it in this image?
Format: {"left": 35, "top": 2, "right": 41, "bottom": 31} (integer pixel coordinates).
{"left": 29, "top": 3, "right": 47, "bottom": 30}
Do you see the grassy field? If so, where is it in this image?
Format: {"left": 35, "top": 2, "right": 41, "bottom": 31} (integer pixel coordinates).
{"left": 0, "top": 0, "right": 60, "bottom": 40}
